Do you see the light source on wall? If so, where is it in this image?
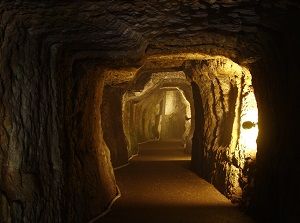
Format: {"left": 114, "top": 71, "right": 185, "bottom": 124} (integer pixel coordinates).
{"left": 240, "top": 109, "right": 258, "bottom": 157}
{"left": 242, "top": 121, "right": 257, "bottom": 130}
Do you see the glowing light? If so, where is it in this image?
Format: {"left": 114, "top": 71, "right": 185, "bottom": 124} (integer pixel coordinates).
{"left": 241, "top": 123, "right": 258, "bottom": 152}
{"left": 240, "top": 99, "right": 258, "bottom": 158}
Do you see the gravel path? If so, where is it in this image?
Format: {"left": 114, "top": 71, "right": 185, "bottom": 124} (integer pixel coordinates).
{"left": 98, "top": 140, "right": 255, "bottom": 223}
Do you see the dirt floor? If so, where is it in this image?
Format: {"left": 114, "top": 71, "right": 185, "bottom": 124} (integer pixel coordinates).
{"left": 97, "top": 140, "right": 255, "bottom": 223}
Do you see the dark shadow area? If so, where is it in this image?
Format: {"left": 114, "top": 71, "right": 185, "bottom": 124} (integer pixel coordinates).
{"left": 97, "top": 140, "right": 255, "bottom": 223}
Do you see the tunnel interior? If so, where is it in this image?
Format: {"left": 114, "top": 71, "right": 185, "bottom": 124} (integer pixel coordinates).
{"left": 1, "top": 1, "right": 299, "bottom": 223}
{"left": 51, "top": 54, "right": 259, "bottom": 221}
{"left": 122, "top": 70, "right": 194, "bottom": 159}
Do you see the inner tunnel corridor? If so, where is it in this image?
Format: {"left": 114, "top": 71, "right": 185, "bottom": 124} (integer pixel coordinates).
{"left": 97, "top": 57, "right": 258, "bottom": 222}
{"left": 101, "top": 55, "right": 259, "bottom": 212}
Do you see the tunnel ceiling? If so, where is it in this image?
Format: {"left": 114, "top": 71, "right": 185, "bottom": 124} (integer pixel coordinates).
{"left": 1, "top": 0, "right": 290, "bottom": 84}
{"left": 2, "top": 0, "right": 285, "bottom": 66}
{"left": 125, "top": 71, "right": 191, "bottom": 101}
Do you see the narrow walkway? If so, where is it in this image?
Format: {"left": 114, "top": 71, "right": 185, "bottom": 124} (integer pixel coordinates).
{"left": 98, "top": 140, "right": 255, "bottom": 223}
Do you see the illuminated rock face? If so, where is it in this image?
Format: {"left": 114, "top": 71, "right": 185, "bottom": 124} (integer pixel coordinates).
{"left": 190, "top": 59, "right": 257, "bottom": 202}
{"left": 0, "top": 1, "right": 299, "bottom": 223}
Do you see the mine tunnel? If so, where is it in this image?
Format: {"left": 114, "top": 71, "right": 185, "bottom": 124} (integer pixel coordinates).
{"left": 0, "top": 1, "right": 299, "bottom": 223}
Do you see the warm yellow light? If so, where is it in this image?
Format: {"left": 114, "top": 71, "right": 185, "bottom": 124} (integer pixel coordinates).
{"left": 241, "top": 124, "right": 258, "bottom": 151}
{"left": 240, "top": 101, "right": 258, "bottom": 158}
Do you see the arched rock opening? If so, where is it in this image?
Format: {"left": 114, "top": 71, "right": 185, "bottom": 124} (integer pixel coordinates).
{"left": 100, "top": 55, "right": 257, "bottom": 207}
{"left": 122, "top": 70, "right": 194, "bottom": 159}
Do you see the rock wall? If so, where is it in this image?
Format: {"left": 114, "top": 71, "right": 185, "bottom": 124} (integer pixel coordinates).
{"left": 0, "top": 5, "right": 64, "bottom": 221}
{"left": 101, "top": 86, "right": 128, "bottom": 168}
{"left": 64, "top": 63, "right": 117, "bottom": 222}
{"left": 0, "top": 2, "right": 119, "bottom": 222}
{"left": 133, "top": 89, "right": 165, "bottom": 143}
{"left": 190, "top": 59, "right": 254, "bottom": 203}
{"left": 247, "top": 28, "right": 300, "bottom": 222}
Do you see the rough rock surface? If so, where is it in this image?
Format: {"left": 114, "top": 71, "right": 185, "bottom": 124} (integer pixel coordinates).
{"left": 0, "top": 0, "right": 299, "bottom": 222}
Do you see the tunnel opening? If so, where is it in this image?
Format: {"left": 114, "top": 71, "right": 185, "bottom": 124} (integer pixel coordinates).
{"left": 59, "top": 54, "right": 259, "bottom": 223}
{"left": 122, "top": 71, "right": 194, "bottom": 161}
{"left": 99, "top": 54, "right": 259, "bottom": 210}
